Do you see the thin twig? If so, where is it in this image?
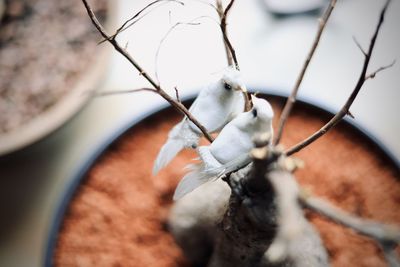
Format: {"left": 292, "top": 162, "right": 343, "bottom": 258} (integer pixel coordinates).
{"left": 217, "top": 0, "right": 239, "bottom": 70}
{"left": 286, "top": 0, "right": 392, "bottom": 156}
{"left": 94, "top": 88, "right": 156, "bottom": 97}
{"left": 365, "top": 60, "right": 396, "bottom": 80}
{"left": 191, "top": 0, "right": 218, "bottom": 10}
{"left": 352, "top": 36, "right": 368, "bottom": 57}
{"left": 82, "top": 0, "right": 158, "bottom": 88}
{"left": 216, "top": 0, "right": 233, "bottom": 66}
{"left": 99, "top": 0, "right": 184, "bottom": 44}
{"left": 274, "top": 0, "right": 337, "bottom": 145}
{"left": 105, "top": 0, "right": 217, "bottom": 44}
{"left": 174, "top": 86, "right": 181, "bottom": 103}
{"left": 81, "top": 0, "right": 214, "bottom": 142}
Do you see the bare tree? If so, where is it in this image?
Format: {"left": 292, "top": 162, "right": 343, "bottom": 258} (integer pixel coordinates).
{"left": 81, "top": 0, "right": 399, "bottom": 266}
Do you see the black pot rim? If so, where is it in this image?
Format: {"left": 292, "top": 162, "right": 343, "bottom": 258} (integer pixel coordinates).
{"left": 43, "top": 89, "right": 400, "bottom": 267}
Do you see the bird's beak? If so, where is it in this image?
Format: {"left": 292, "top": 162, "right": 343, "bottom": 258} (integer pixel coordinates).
{"left": 238, "top": 85, "right": 247, "bottom": 92}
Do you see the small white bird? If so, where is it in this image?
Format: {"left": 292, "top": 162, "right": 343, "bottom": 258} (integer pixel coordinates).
{"left": 173, "top": 96, "right": 274, "bottom": 200}
{"left": 153, "top": 66, "right": 247, "bottom": 175}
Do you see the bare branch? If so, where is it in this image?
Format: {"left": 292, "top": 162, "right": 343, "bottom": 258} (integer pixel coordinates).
{"left": 216, "top": 0, "right": 252, "bottom": 111}
{"left": 286, "top": 0, "right": 392, "bottom": 156}
{"left": 382, "top": 244, "right": 400, "bottom": 267}
{"left": 365, "top": 60, "right": 396, "bottom": 80}
{"left": 274, "top": 0, "right": 337, "bottom": 145}
{"left": 81, "top": 0, "right": 214, "bottom": 142}
{"left": 352, "top": 36, "right": 367, "bottom": 57}
{"left": 217, "top": 0, "right": 239, "bottom": 70}
{"left": 124, "top": 41, "right": 129, "bottom": 50}
{"left": 82, "top": 0, "right": 159, "bottom": 88}
{"left": 300, "top": 192, "right": 400, "bottom": 266}
{"left": 191, "top": 0, "right": 218, "bottom": 10}
{"left": 109, "top": 0, "right": 217, "bottom": 42}
{"left": 94, "top": 88, "right": 156, "bottom": 97}
{"left": 174, "top": 86, "right": 181, "bottom": 103}
{"left": 99, "top": 0, "right": 184, "bottom": 44}
{"left": 265, "top": 170, "right": 305, "bottom": 263}
{"left": 216, "top": 0, "right": 233, "bottom": 66}
{"left": 299, "top": 192, "right": 400, "bottom": 245}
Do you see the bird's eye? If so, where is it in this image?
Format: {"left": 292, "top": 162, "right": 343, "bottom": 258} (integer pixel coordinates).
{"left": 224, "top": 83, "right": 232, "bottom": 90}
{"left": 252, "top": 108, "right": 258, "bottom": 117}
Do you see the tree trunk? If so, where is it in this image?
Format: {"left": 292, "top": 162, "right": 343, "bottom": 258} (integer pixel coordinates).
{"left": 169, "top": 164, "right": 329, "bottom": 267}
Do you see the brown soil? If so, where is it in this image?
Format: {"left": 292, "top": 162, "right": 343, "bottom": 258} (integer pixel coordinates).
{"left": 0, "top": 0, "right": 107, "bottom": 133}
{"left": 54, "top": 96, "right": 400, "bottom": 267}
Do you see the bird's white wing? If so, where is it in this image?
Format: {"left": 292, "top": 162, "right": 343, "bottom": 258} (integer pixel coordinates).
{"left": 153, "top": 120, "right": 199, "bottom": 175}
{"left": 208, "top": 153, "right": 252, "bottom": 180}
{"left": 174, "top": 163, "right": 208, "bottom": 200}
{"left": 210, "top": 122, "right": 253, "bottom": 164}
{"left": 198, "top": 146, "right": 222, "bottom": 170}
{"left": 188, "top": 82, "right": 243, "bottom": 133}
{"left": 188, "top": 100, "right": 226, "bottom": 133}
{"left": 174, "top": 146, "right": 223, "bottom": 200}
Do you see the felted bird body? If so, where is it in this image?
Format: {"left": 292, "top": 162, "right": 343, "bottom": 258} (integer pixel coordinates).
{"left": 173, "top": 96, "right": 274, "bottom": 200}
{"left": 153, "top": 67, "right": 247, "bottom": 175}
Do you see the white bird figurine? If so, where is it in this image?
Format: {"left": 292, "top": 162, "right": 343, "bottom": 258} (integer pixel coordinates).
{"left": 173, "top": 96, "right": 274, "bottom": 200}
{"left": 153, "top": 66, "right": 247, "bottom": 175}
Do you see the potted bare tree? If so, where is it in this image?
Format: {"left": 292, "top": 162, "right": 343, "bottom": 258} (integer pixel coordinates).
{"left": 53, "top": 0, "right": 399, "bottom": 266}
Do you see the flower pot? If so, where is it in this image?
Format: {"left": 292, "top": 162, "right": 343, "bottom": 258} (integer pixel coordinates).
{"left": 46, "top": 92, "right": 400, "bottom": 267}
{"left": 0, "top": 0, "right": 118, "bottom": 156}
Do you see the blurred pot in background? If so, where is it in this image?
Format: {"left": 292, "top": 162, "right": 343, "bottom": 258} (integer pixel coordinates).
{"left": 0, "top": 0, "right": 5, "bottom": 22}
{"left": 0, "top": 0, "right": 118, "bottom": 156}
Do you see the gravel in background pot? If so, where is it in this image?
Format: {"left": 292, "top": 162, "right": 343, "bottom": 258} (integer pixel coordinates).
{"left": 0, "top": 0, "right": 118, "bottom": 156}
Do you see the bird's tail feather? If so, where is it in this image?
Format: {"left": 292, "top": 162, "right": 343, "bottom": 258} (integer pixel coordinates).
{"left": 153, "top": 121, "right": 200, "bottom": 175}
{"left": 173, "top": 163, "right": 210, "bottom": 200}
{"left": 153, "top": 138, "right": 185, "bottom": 175}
